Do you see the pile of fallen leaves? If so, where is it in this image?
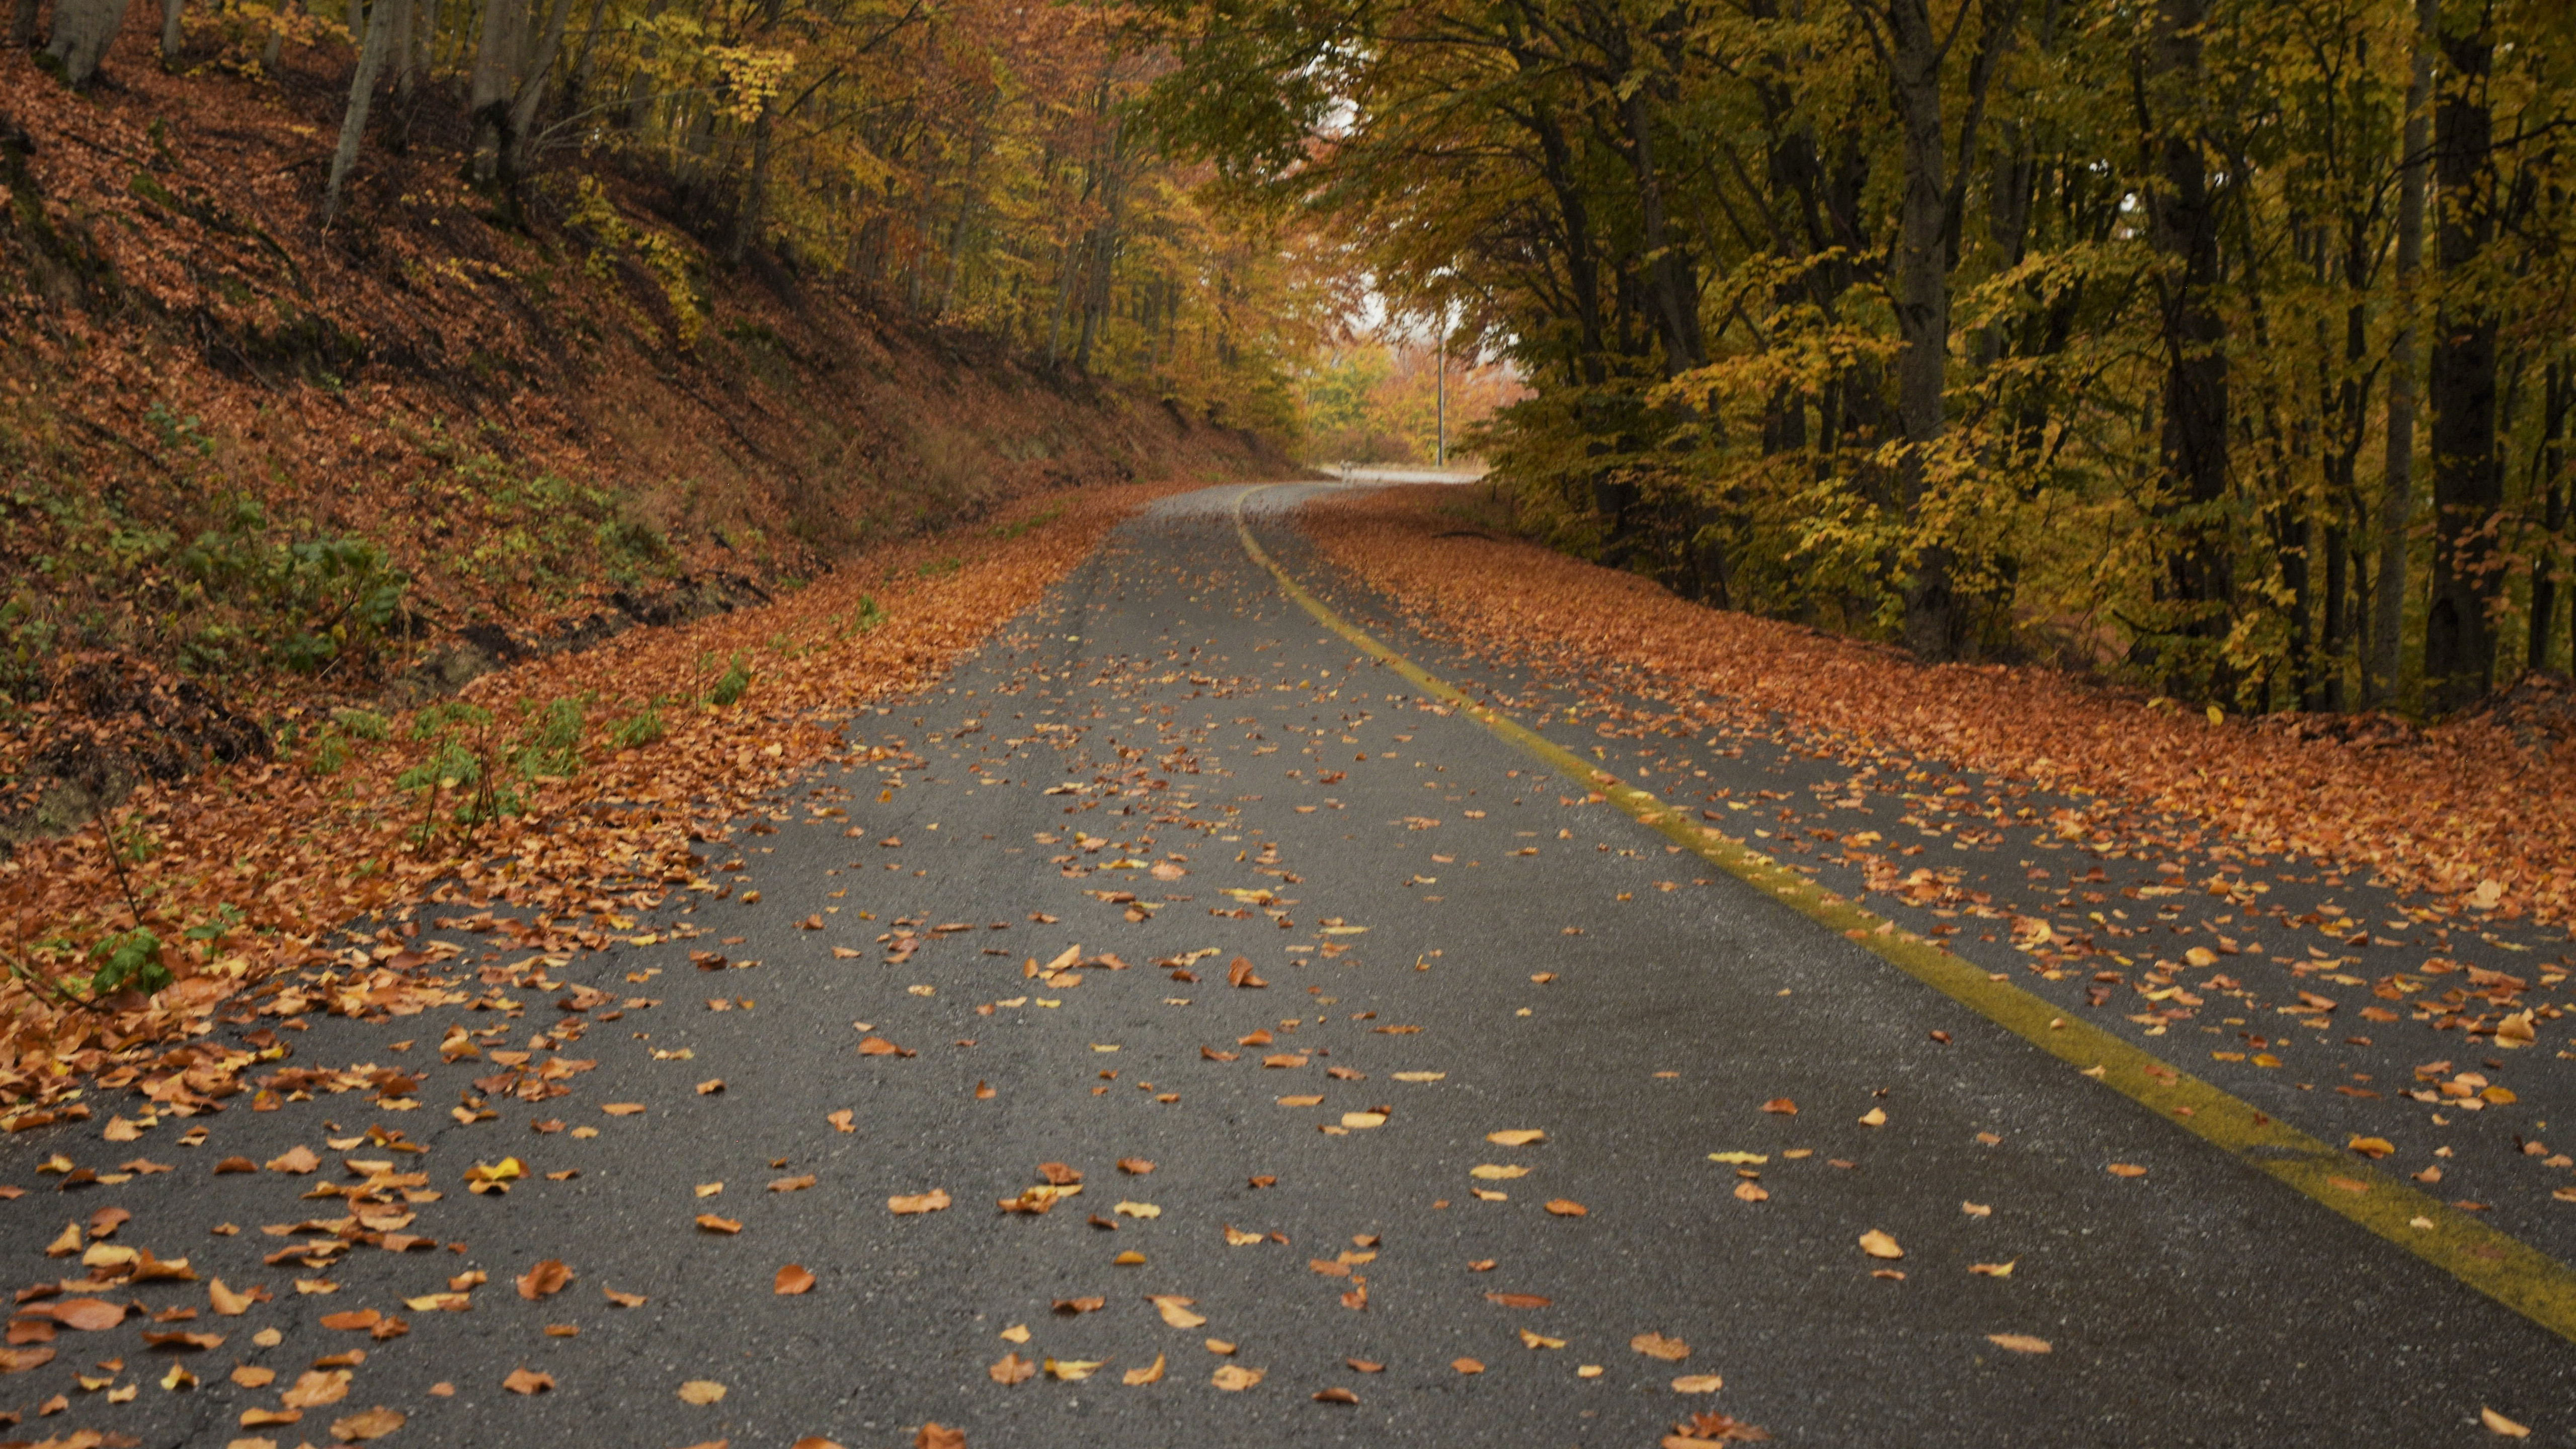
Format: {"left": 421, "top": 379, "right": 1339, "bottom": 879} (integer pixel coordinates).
{"left": 1303, "top": 486, "right": 2576, "bottom": 927}
{"left": 0, "top": 481, "right": 1184, "bottom": 1109}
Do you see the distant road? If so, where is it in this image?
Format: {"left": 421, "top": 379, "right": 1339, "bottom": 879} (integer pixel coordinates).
{"left": 1319, "top": 464, "right": 1488, "bottom": 485}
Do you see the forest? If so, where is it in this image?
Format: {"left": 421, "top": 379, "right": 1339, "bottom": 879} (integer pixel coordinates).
{"left": 1148, "top": 0, "right": 2576, "bottom": 714}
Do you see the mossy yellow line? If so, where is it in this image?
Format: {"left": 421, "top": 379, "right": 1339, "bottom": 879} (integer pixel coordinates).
{"left": 1234, "top": 485, "right": 2576, "bottom": 1345}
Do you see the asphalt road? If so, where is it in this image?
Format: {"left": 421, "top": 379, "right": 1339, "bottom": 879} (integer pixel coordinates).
{"left": 4, "top": 482, "right": 2571, "bottom": 1448}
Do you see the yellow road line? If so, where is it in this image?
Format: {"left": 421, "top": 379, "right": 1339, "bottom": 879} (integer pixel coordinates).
{"left": 1233, "top": 485, "right": 2576, "bottom": 1345}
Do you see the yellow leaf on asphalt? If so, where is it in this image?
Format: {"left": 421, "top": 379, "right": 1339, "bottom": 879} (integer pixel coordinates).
{"left": 1045, "top": 1358, "right": 1103, "bottom": 1382}
{"left": 1123, "top": 1355, "right": 1167, "bottom": 1386}
{"left": 1149, "top": 1297, "right": 1206, "bottom": 1328}
{"left": 1471, "top": 1164, "right": 1528, "bottom": 1180}
{"left": 1987, "top": 1334, "right": 2052, "bottom": 1354}
{"left": 677, "top": 1380, "right": 727, "bottom": 1405}
{"left": 2481, "top": 1407, "right": 2531, "bottom": 1438}
{"left": 1519, "top": 1329, "right": 1565, "bottom": 1349}
{"left": 889, "top": 1190, "right": 951, "bottom": 1215}
{"left": 1487, "top": 1130, "right": 1544, "bottom": 1146}
{"left": 1631, "top": 1332, "right": 1688, "bottom": 1361}
{"left": 1672, "top": 1375, "right": 1723, "bottom": 1393}
{"left": 1211, "top": 1364, "right": 1264, "bottom": 1391}
{"left": 1971, "top": 1261, "right": 2016, "bottom": 1277}
{"left": 1859, "top": 1230, "right": 1903, "bottom": 1260}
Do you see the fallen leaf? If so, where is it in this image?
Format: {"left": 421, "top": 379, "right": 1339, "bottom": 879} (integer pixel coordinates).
{"left": 1471, "top": 1164, "right": 1530, "bottom": 1180}
{"left": 266, "top": 1146, "right": 321, "bottom": 1175}
{"left": 1118, "top": 1158, "right": 1155, "bottom": 1174}
{"left": 1347, "top": 1357, "right": 1384, "bottom": 1372}
{"left": 1115, "top": 1201, "right": 1161, "bottom": 1218}
{"left": 331, "top": 1406, "right": 407, "bottom": 1440}
{"left": 320, "top": 1310, "right": 381, "bottom": 1331}
{"left": 695, "top": 1215, "right": 743, "bottom": 1234}
{"left": 1227, "top": 957, "right": 1266, "bottom": 989}
{"left": 46, "top": 1299, "right": 124, "bottom": 1331}
{"left": 1858, "top": 1107, "right": 1887, "bottom": 1127}
{"left": 603, "top": 1104, "right": 647, "bottom": 1116}
{"left": 604, "top": 1288, "right": 648, "bottom": 1307}
{"left": 1488, "top": 1129, "right": 1546, "bottom": 1146}
{"left": 1961, "top": 1201, "right": 1992, "bottom": 1217}
{"left": 1521, "top": 1329, "right": 1567, "bottom": 1349}
{"left": 1544, "top": 1199, "right": 1587, "bottom": 1217}
{"left": 775, "top": 1264, "right": 817, "bottom": 1296}
{"left": 1987, "top": 1333, "right": 2052, "bottom": 1354}
{"left": 517, "top": 1259, "right": 573, "bottom": 1300}
{"left": 0, "top": 1348, "right": 54, "bottom": 1374}
{"left": 1672, "top": 1374, "right": 1724, "bottom": 1393}
{"left": 1123, "top": 1354, "right": 1167, "bottom": 1386}
{"left": 889, "top": 1189, "right": 951, "bottom": 1215}
{"left": 230, "top": 1364, "right": 275, "bottom": 1387}
{"left": 1045, "top": 1357, "right": 1103, "bottom": 1381}
{"left": 2105, "top": 1163, "right": 2148, "bottom": 1179}
{"left": 1488, "top": 1292, "right": 1553, "bottom": 1309}
{"left": 1733, "top": 1181, "right": 1769, "bottom": 1202}
{"left": 828, "top": 1110, "right": 856, "bottom": 1133}
{"left": 1315, "top": 1385, "right": 1359, "bottom": 1403}
{"left": 2348, "top": 1136, "right": 2396, "bottom": 1159}
{"left": 208, "top": 1279, "right": 263, "bottom": 1316}
{"left": 1760, "top": 1099, "right": 1797, "bottom": 1115}
{"left": 1000, "top": 1324, "right": 1031, "bottom": 1343}
{"left": 1211, "top": 1364, "right": 1265, "bottom": 1390}
{"left": 678, "top": 1379, "right": 728, "bottom": 1405}
{"left": 989, "top": 1352, "right": 1037, "bottom": 1385}
{"left": 1451, "top": 1358, "right": 1484, "bottom": 1375}
{"left": 1971, "top": 1261, "right": 2017, "bottom": 1278}
{"left": 284, "top": 1368, "right": 354, "bottom": 1407}
{"left": 1633, "top": 1332, "right": 1689, "bottom": 1361}
{"left": 2482, "top": 1407, "right": 2531, "bottom": 1438}
{"left": 1054, "top": 1296, "right": 1107, "bottom": 1316}
{"left": 915, "top": 1426, "right": 962, "bottom": 1449}
{"left": 1859, "top": 1230, "right": 1904, "bottom": 1260}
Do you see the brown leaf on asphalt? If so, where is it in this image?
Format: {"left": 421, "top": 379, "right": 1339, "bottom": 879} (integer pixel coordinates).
{"left": 1487, "top": 1293, "right": 1552, "bottom": 1309}
{"left": 604, "top": 1288, "right": 648, "bottom": 1307}
{"left": 1544, "top": 1199, "right": 1587, "bottom": 1217}
{"left": 284, "top": 1369, "right": 354, "bottom": 1407}
{"left": 989, "top": 1352, "right": 1037, "bottom": 1385}
{"left": 230, "top": 1364, "right": 275, "bottom": 1388}
{"left": 697, "top": 1079, "right": 726, "bottom": 1095}
{"left": 1859, "top": 1231, "right": 1904, "bottom": 1259}
{"left": 1037, "top": 1162, "right": 1084, "bottom": 1185}
{"left": 213, "top": 1156, "right": 258, "bottom": 1174}
{"left": 1987, "top": 1334, "right": 2052, "bottom": 1354}
{"left": 770, "top": 1175, "right": 818, "bottom": 1193}
{"left": 1045, "top": 1358, "right": 1104, "bottom": 1382}
{"left": 603, "top": 1103, "right": 647, "bottom": 1116}
{"left": 140, "top": 1329, "right": 222, "bottom": 1350}
{"left": 858, "top": 1036, "right": 916, "bottom": 1057}
{"left": 1227, "top": 957, "right": 1267, "bottom": 989}
{"left": 517, "top": 1260, "right": 573, "bottom": 1300}
{"left": 267, "top": 1146, "right": 321, "bottom": 1174}
{"left": 695, "top": 1214, "right": 744, "bottom": 1234}
{"left": 331, "top": 1407, "right": 407, "bottom": 1440}
{"left": 2106, "top": 1164, "right": 2147, "bottom": 1179}
{"left": 1633, "top": 1332, "right": 1689, "bottom": 1361}
{"left": 1760, "top": 1099, "right": 1797, "bottom": 1115}
{"left": 319, "top": 1310, "right": 380, "bottom": 1331}
{"left": 1315, "top": 1386, "right": 1360, "bottom": 1403}
{"left": 1487, "top": 1130, "right": 1545, "bottom": 1146}
{"left": 45, "top": 1299, "right": 124, "bottom": 1331}
{"left": 678, "top": 1380, "right": 728, "bottom": 1404}
{"left": 828, "top": 1110, "right": 856, "bottom": 1133}
{"left": 1122, "top": 1354, "right": 1167, "bottom": 1386}
{"left": 917, "top": 1425, "right": 965, "bottom": 1449}
{"left": 1053, "top": 1296, "right": 1106, "bottom": 1315}
{"left": 1452, "top": 1358, "right": 1484, "bottom": 1375}
{"left": 1211, "top": 1364, "right": 1265, "bottom": 1391}
{"left": 776, "top": 1265, "right": 817, "bottom": 1296}
{"left": 889, "top": 1189, "right": 951, "bottom": 1215}
{"left": 1971, "top": 1261, "right": 2017, "bottom": 1278}
{"left": 1347, "top": 1357, "right": 1384, "bottom": 1373}
{"left": 0, "top": 1348, "right": 54, "bottom": 1374}
{"left": 1118, "top": 1158, "right": 1155, "bottom": 1174}
{"left": 1521, "top": 1329, "right": 1566, "bottom": 1349}
{"left": 1733, "top": 1182, "right": 1769, "bottom": 1202}
{"left": 1673, "top": 1375, "right": 1724, "bottom": 1393}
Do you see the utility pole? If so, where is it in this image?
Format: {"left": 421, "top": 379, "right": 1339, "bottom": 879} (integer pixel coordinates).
{"left": 1434, "top": 319, "right": 1447, "bottom": 467}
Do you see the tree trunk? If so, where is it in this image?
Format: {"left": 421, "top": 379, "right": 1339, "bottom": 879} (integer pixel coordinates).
{"left": 466, "top": 0, "right": 528, "bottom": 183}
{"left": 1622, "top": 87, "right": 1701, "bottom": 378}
{"left": 2143, "top": 0, "right": 2232, "bottom": 695}
{"left": 2529, "top": 361, "right": 2569, "bottom": 674}
{"left": 43, "top": 0, "right": 132, "bottom": 88}
{"left": 499, "top": 0, "right": 571, "bottom": 181}
{"left": 156, "top": 0, "right": 178, "bottom": 62}
{"left": 1884, "top": 0, "right": 1956, "bottom": 660}
{"left": 260, "top": 0, "right": 292, "bottom": 71}
{"left": 323, "top": 0, "right": 398, "bottom": 223}
{"left": 10, "top": 0, "right": 42, "bottom": 49}
{"left": 2369, "top": 0, "right": 2434, "bottom": 707}
{"left": 2424, "top": 0, "right": 2499, "bottom": 712}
